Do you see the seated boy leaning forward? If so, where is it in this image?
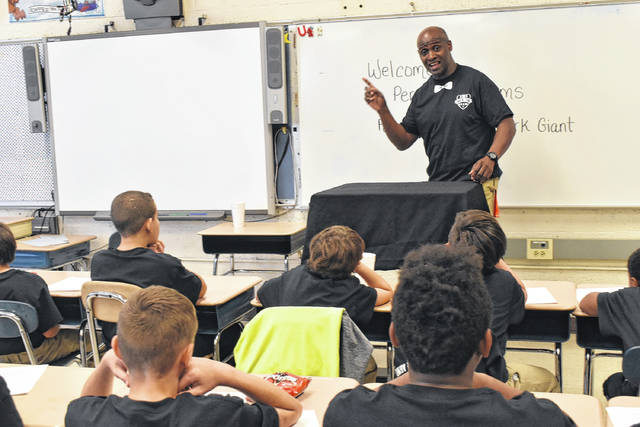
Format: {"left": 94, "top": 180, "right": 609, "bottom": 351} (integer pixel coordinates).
{"left": 580, "top": 247, "right": 640, "bottom": 398}
{"left": 448, "top": 210, "right": 558, "bottom": 392}
{"left": 257, "top": 225, "right": 394, "bottom": 329}
{"left": 324, "top": 245, "right": 575, "bottom": 427}
{"left": 0, "top": 223, "right": 79, "bottom": 364}
{"left": 90, "top": 190, "right": 208, "bottom": 353}
{"left": 65, "top": 286, "right": 302, "bottom": 427}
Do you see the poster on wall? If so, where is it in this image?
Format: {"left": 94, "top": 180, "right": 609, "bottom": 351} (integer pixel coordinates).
{"left": 8, "top": 0, "right": 104, "bottom": 22}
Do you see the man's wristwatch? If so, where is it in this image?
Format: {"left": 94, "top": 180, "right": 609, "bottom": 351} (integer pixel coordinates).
{"left": 486, "top": 152, "right": 498, "bottom": 162}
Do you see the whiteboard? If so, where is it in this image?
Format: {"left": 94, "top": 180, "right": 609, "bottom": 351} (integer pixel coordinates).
{"left": 297, "top": 3, "right": 640, "bottom": 207}
{"left": 46, "top": 24, "right": 275, "bottom": 213}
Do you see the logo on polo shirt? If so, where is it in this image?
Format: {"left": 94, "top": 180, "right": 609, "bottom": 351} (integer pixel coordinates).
{"left": 455, "top": 94, "right": 473, "bottom": 110}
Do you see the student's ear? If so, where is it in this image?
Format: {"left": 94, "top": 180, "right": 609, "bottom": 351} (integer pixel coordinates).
{"left": 629, "top": 275, "right": 639, "bottom": 288}
{"left": 477, "top": 329, "right": 492, "bottom": 358}
{"left": 389, "top": 322, "right": 400, "bottom": 348}
{"left": 178, "top": 343, "right": 194, "bottom": 369}
{"left": 112, "top": 335, "right": 122, "bottom": 359}
{"left": 143, "top": 217, "right": 154, "bottom": 233}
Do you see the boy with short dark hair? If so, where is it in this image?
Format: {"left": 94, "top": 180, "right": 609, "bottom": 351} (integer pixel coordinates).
{"left": 257, "top": 225, "right": 393, "bottom": 328}
{"left": 0, "top": 222, "right": 79, "bottom": 364}
{"left": 580, "top": 247, "right": 640, "bottom": 398}
{"left": 65, "top": 286, "right": 302, "bottom": 427}
{"left": 91, "top": 191, "right": 207, "bottom": 350}
{"left": 324, "top": 245, "right": 575, "bottom": 427}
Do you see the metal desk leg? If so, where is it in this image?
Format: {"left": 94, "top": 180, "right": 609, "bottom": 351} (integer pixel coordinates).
{"left": 584, "top": 348, "right": 593, "bottom": 395}
{"left": 213, "top": 254, "right": 220, "bottom": 275}
{"left": 284, "top": 254, "right": 289, "bottom": 271}
{"left": 230, "top": 254, "right": 235, "bottom": 275}
{"left": 555, "top": 342, "right": 563, "bottom": 392}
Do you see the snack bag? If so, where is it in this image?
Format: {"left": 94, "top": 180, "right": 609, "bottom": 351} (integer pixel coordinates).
{"left": 264, "top": 372, "right": 311, "bottom": 397}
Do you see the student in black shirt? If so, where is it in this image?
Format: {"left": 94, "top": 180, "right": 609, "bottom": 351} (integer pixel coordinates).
{"left": 0, "top": 375, "right": 23, "bottom": 427}
{"left": 65, "top": 286, "right": 302, "bottom": 427}
{"left": 257, "top": 225, "right": 394, "bottom": 328}
{"left": 90, "top": 191, "right": 207, "bottom": 352}
{"left": 324, "top": 245, "right": 575, "bottom": 427}
{"left": 448, "top": 210, "right": 557, "bottom": 392}
{"left": 580, "top": 247, "right": 640, "bottom": 398}
{"left": 0, "top": 222, "right": 79, "bottom": 364}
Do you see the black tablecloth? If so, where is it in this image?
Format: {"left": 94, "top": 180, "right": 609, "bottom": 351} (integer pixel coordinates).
{"left": 302, "top": 182, "right": 489, "bottom": 270}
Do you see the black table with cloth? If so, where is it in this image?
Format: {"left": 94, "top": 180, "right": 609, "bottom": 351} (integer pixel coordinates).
{"left": 302, "top": 182, "right": 489, "bottom": 270}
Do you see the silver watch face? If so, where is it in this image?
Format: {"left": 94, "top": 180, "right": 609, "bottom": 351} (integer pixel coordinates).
{"left": 487, "top": 152, "right": 497, "bottom": 161}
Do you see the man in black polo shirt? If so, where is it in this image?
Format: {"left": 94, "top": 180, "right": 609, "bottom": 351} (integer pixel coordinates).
{"left": 363, "top": 26, "right": 515, "bottom": 214}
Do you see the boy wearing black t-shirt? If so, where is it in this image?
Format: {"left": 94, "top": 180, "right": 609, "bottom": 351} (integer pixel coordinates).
{"left": 65, "top": 286, "right": 302, "bottom": 427}
{"left": 90, "top": 191, "right": 207, "bottom": 351}
{"left": 257, "top": 225, "right": 393, "bottom": 329}
{"left": 448, "top": 210, "right": 558, "bottom": 392}
{"left": 580, "top": 247, "right": 640, "bottom": 398}
{"left": 324, "top": 245, "right": 575, "bottom": 427}
{"left": 0, "top": 222, "right": 79, "bottom": 364}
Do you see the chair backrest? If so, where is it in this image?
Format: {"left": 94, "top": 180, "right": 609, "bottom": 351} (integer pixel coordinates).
{"left": 0, "top": 300, "right": 38, "bottom": 338}
{"left": 234, "top": 306, "right": 345, "bottom": 377}
{"left": 623, "top": 345, "right": 640, "bottom": 384}
{"left": 81, "top": 281, "right": 141, "bottom": 323}
{"left": 0, "top": 300, "right": 39, "bottom": 364}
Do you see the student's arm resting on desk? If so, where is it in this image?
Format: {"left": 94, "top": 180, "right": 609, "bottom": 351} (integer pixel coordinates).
{"left": 178, "top": 358, "right": 302, "bottom": 427}
{"left": 362, "top": 77, "right": 418, "bottom": 151}
{"left": 579, "top": 292, "right": 599, "bottom": 315}
{"left": 80, "top": 350, "right": 129, "bottom": 397}
{"left": 193, "top": 272, "right": 207, "bottom": 298}
{"left": 354, "top": 262, "right": 394, "bottom": 305}
{"left": 472, "top": 372, "right": 522, "bottom": 400}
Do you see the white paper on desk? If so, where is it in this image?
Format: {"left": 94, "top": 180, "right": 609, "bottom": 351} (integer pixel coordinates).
{"left": 0, "top": 365, "right": 47, "bottom": 395}
{"left": 206, "top": 389, "right": 248, "bottom": 400}
{"left": 526, "top": 287, "right": 557, "bottom": 304}
{"left": 294, "top": 410, "right": 320, "bottom": 427}
{"left": 606, "top": 407, "right": 640, "bottom": 427}
{"left": 24, "top": 235, "right": 69, "bottom": 247}
{"left": 576, "top": 287, "right": 625, "bottom": 303}
{"left": 48, "top": 276, "right": 88, "bottom": 292}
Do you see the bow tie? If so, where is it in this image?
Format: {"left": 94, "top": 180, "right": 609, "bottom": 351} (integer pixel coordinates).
{"left": 434, "top": 81, "right": 453, "bottom": 93}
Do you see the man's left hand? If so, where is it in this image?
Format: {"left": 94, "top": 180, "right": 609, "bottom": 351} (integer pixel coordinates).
{"left": 469, "top": 157, "right": 495, "bottom": 183}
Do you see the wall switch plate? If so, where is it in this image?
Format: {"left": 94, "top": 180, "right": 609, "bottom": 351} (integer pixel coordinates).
{"left": 526, "top": 238, "right": 553, "bottom": 260}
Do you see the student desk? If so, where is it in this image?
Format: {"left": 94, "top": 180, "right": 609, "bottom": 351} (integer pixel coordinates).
{"left": 2, "top": 363, "right": 357, "bottom": 427}
{"left": 0, "top": 216, "right": 34, "bottom": 239}
{"left": 606, "top": 396, "right": 640, "bottom": 427}
{"left": 213, "top": 376, "right": 359, "bottom": 423}
{"left": 302, "top": 182, "right": 489, "bottom": 270}
{"left": 12, "top": 234, "right": 96, "bottom": 270}
{"left": 534, "top": 392, "right": 605, "bottom": 427}
{"left": 574, "top": 284, "right": 625, "bottom": 395}
{"left": 506, "top": 281, "right": 577, "bottom": 392}
{"left": 198, "top": 222, "right": 307, "bottom": 275}
{"left": 37, "top": 270, "right": 262, "bottom": 361}
{"left": 1, "top": 364, "right": 128, "bottom": 427}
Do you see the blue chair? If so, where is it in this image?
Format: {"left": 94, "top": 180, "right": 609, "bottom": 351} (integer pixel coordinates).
{"left": 0, "top": 301, "right": 39, "bottom": 364}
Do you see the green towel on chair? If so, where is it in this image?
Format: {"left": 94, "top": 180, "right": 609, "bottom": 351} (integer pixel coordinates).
{"left": 234, "top": 306, "right": 344, "bottom": 377}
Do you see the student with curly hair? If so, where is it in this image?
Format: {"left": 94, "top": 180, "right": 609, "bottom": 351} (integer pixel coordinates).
{"left": 324, "top": 245, "right": 574, "bottom": 427}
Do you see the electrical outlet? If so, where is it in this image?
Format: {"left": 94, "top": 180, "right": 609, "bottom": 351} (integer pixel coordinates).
{"left": 526, "top": 238, "right": 553, "bottom": 260}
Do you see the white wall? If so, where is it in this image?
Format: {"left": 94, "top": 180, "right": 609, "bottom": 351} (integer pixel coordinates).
{"left": 3, "top": 0, "right": 639, "bottom": 282}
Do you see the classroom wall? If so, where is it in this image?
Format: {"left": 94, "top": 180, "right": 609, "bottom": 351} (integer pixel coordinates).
{"left": 2, "top": 0, "right": 638, "bottom": 283}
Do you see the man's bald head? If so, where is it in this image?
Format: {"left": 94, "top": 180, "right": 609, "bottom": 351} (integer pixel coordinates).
{"left": 416, "top": 26, "right": 456, "bottom": 79}
{"left": 417, "top": 26, "right": 449, "bottom": 45}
